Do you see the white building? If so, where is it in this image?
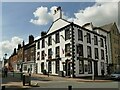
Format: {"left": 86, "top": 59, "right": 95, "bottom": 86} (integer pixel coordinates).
{"left": 35, "top": 7, "right": 107, "bottom": 77}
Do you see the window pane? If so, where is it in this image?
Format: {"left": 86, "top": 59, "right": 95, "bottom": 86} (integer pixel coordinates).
{"left": 37, "top": 41, "right": 40, "bottom": 49}
{"left": 48, "top": 36, "right": 52, "bottom": 46}
{"left": 79, "top": 60, "right": 84, "bottom": 74}
{"left": 55, "top": 33, "right": 60, "bottom": 43}
{"left": 95, "top": 48, "right": 99, "bottom": 59}
{"left": 65, "top": 28, "right": 70, "bottom": 40}
{"left": 42, "top": 39, "right": 45, "bottom": 48}
{"left": 76, "top": 44, "right": 83, "bottom": 56}
{"left": 87, "top": 46, "right": 92, "bottom": 58}
{"left": 87, "top": 33, "right": 91, "bottom": 43}
{"left": 78, "top": 30, "right": 83, "bottom": 41}
{"left": 100, "top": 38, "right": 104, "bottom": 47}
{"left": 88, "top": 61, "right": 92, "bottom": 74}
{"left": 94, "top": 35, "right": 98, "bottom": 45}
{"left": 101, "top": 49, "right": 104, "bottom": 59}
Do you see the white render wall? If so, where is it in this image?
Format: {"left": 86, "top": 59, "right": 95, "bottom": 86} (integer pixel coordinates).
{"left": 35, "top": 23, "right": 108, "bottom": 77}
{"left": 73, "top": 26, "right": 107, "bottom": 77}
{"left": 36, "top": 26, "right": 71, "bottom": 75}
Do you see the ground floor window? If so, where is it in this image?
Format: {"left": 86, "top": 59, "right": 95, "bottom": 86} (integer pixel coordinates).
{"left": 30, "top": 64, "right": 32, "bottom": 71}
{"left": 88, "top": 61, "right": 92, "bottom": 74}
{"left": 55, "top": 60, "right": 59, "bottom": 74}
{"left": 101, "top": 62, "right": 104, "bottom": 70}
{"left": 17, "top": 64, "right": 20, "bottom": 70}
{"left": 48, "top": 61, "right": 52, "bottom": 72}
{"left": 84, "top": 64, "right": 88, "bottom": 72}
{"left": 24, "top": 65, "right": 27, "bottom": 71}
{"left": 79, "top": 60, "right": 84, "bottom": 74}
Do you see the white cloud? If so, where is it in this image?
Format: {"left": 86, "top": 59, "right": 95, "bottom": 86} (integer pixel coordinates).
{"left": 30, "top": 6, "right": 53, "bottom": 25}
{"left": 30, "top": 2, "right": 119, "bottom": 29}
{"left": 72, "top": 2, "right": 118, "bottom": 27}
{"left": 0, "top": 36, "right": 23, "bottom": 59}
{"left": 30, "top": 6, "right": 69, "bottom": 25}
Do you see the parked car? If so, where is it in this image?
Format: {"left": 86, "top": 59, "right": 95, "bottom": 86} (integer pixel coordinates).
{"left": 110, "top": 71, "right": 120, "bottom": 80}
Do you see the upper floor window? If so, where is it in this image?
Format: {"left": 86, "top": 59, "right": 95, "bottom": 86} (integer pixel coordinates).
{"left": 78, "top": 30, "right": 83, "bottom": 41}
{"left": 87, "top": 46, "right": 92, "bottom": 58}
{"left": 94, "top": 35, "right": 98, "bottom": 45}
{"left": 87, "top": 33, "right": 91, "bottom": 44}
{"left": 100, "top": 38, "right": 104, "bottom": 47}
{"left": 56, "top": 46, "right": 60, "bottom": 57}
{"left": 48, "top": 36, "right": 52, "bottom": 46}
{"left": 55, "top": 33, "right": 60, "bottom": 43}
{"left": 76, "top": 44, "right": 83, "bottom": 57}
{"left": 65, "top": 43, "right": 71, "bottom": 56}
{"left": 95, "top": 48, "right": 99, "bottom": 59}
{"left": 101, "top": 49, "right": 104, "bottom": 60}
{"left": 41, "top": 50, "right": 45, "bottom": 60}
{"left": 65, "top": 28, "right": 70, "bottom": 40}
{"left": 37, "top": 41, "right": 40, "bottom": 49}
{"left": 42, "top": 39, "right": 45, "bottom": 48}
{"left": 48, "top": 48, "right": 52, "bottom": 58}
{"left": 37, "top": 52, "right": 40, "bottom": 60}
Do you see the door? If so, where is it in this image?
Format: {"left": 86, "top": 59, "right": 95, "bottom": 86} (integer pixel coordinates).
{"left": 94, "top": 61, "right": 98, "bottom": 76}
{"left": 41, "top": 62, "right": 44, "bottom": 73}
{"left": 65, "top": 60, "right": 71, "bottom": 76}
{"left": 55, "top": 60, "right": 59, "bottom": 74}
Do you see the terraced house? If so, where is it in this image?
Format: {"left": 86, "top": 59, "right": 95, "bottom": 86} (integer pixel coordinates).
{"left": 35, "top": 7, "right": 107, "bottom": 77}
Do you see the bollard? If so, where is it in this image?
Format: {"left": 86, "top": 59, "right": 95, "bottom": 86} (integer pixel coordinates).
{"left": 23, "top": 75, "right": 25, "bottom": 86}
{"left": 2, "top": 86, "right": 5, "bottom": 90}
{"left": 29, "top": 74, "right": 31, "bottom": 86}
{"left": 68, "top": 85, "right": 72, "bottom": 90}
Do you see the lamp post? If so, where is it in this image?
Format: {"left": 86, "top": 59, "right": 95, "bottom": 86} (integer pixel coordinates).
{"left": 4, "top": 53, "right": 7, "bottom": 66}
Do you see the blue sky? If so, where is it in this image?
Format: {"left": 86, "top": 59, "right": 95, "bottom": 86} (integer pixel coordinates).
{"left": 1, "top": 1, "right": 118, "bottom": 58}
{"left": 2, "top": 2, "right": 95, "bottom": 41}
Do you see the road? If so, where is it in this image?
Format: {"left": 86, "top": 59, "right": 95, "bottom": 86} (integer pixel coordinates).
{"left": 1, "top": 72, "right": 120, "bottom": 90}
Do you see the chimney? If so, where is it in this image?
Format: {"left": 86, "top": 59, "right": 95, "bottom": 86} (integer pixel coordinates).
{"left": 13, "top": 48, "right": 16, "bottom": 54}
{"left": 41, "top": 31, "right": 47, "bottom": 37}
{"left": 22, "top": 41, "right": 25, "bottom": 46}
{"left": 53, "top": 6, "right": 62, "bottom": 21}
{"left": 18, "top": 44, "right": 21, "bottom": 50}
{"left": 29, "top": 35, "right": 34, "bottom": 44}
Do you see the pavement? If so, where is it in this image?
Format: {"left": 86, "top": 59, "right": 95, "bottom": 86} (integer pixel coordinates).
{"left": 0, "top": 72, "right": 115, "bottom": 89}
{"left": 31, "top": 73, "right": 112, "bottom": 82}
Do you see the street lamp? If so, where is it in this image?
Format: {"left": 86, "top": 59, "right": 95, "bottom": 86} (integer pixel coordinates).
{"left": 4, "top": 53, "right": 7, "bottom": 66}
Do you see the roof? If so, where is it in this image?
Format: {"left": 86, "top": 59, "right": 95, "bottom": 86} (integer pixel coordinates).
{"left": 100, "top": 22, "right": 115, "bottom": 32}
{"left": 47, "top": 18, "right": 71, "bottom": 35}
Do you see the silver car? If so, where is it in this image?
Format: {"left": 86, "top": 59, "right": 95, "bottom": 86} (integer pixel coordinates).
{"left": 110, "top": 71, "right": 120, "bottom": 80}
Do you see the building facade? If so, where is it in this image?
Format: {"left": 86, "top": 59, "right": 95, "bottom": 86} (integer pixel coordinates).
{"left": 93, "top": 23, "right": 120, "bottom": 73}
{"left": 23, "top": 35, "right": 36, "bottom": 73}
{"left": 35, "top": 7, "right": 107, "bottom": 77}
{"left": 16, "top": 43, "right": 24, "bottom": 71}
{"left": 9, "top": 48, "right": 17, "bottom": 71}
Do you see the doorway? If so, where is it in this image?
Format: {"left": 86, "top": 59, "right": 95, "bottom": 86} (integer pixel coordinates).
{"left": 65, "top": 60, "right": 71, "bottom": 76}
{"left": 94, "top": 61, "right": 98, "bottom": 76}
{"left": 41, "top": 62, "right": 44, "bottom": 73}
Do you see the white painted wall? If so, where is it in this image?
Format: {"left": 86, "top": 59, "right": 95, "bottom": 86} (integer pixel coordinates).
{"left": 73, "top": 26, "right": 107, "bottom": 77}
{"left": 36, "top": 26, "right": 72, "bottom": 75}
